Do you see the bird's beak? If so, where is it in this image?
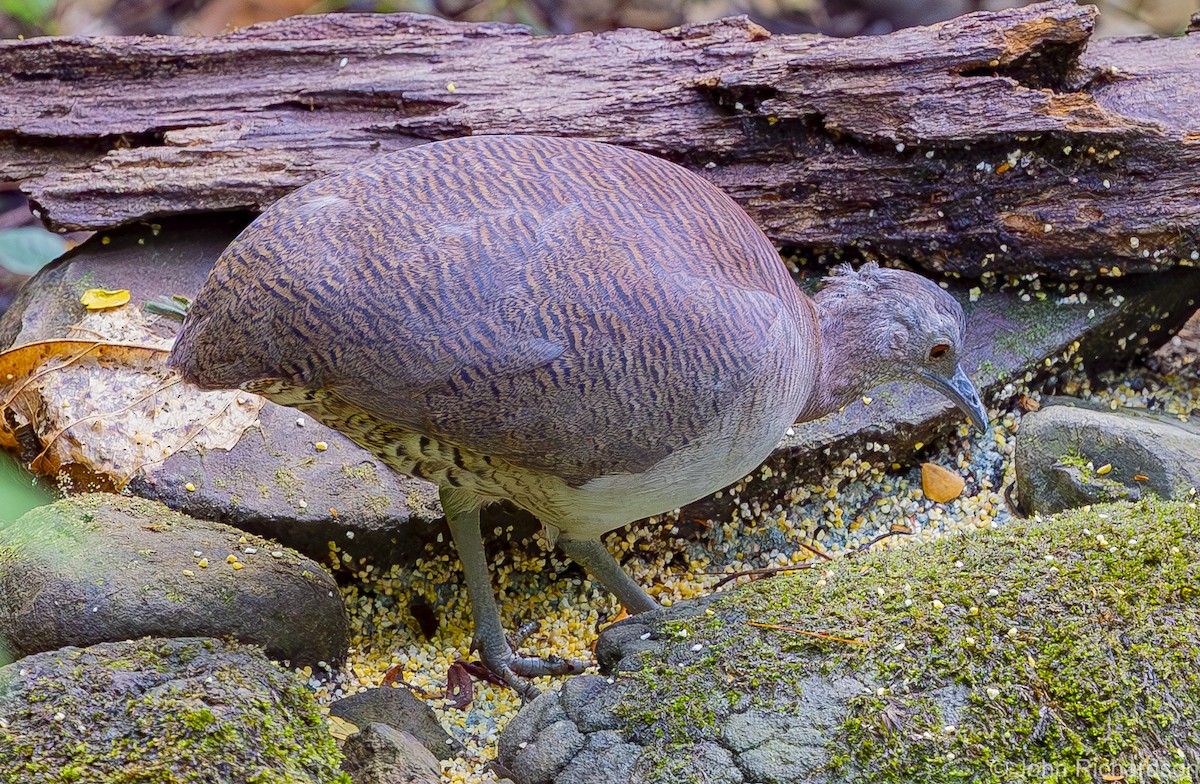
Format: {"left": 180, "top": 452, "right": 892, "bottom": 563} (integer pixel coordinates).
{"left": 922, "top": 365, "right": 988, "bottom": 433}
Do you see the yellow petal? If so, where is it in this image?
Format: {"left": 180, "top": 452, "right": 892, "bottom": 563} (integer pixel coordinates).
{"left": 80, "top": 288, "right": 131, "bottom": 310}
{"left": 921, "top": 463, "right": 965, "bottom": 503}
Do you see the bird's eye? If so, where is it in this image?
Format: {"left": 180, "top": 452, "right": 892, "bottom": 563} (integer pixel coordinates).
{"left": 928, "top": 344, "right": 950, "bottom": 360}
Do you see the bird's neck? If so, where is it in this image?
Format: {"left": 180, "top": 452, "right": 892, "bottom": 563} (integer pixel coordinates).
{"left": 800, "top": 298, "right": 884, "bottom": 422}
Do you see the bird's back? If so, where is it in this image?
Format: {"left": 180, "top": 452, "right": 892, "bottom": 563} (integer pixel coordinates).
{"left": 170, "top": 135, "right": 817, "bottom": 489}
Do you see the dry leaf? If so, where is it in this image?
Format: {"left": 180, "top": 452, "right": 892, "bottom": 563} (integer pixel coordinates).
{"left": 0, "top": 338, "right": 263, "bottom": 483}
{"left": 80, "top": 288, "right": 131, "bottom": 310}
{"left": 326, "top": 716, "right": 359, "bottom": 742}
{"left": 445, "top": 661, "right": 475, "bottom": 709}
{"left": 921, "top": 463, "right": 965, "bottom": 503}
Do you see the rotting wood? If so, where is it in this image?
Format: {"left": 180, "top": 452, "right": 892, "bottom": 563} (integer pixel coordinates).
{"left": 0, "top": 1, "right": 1197, "bottom": 279}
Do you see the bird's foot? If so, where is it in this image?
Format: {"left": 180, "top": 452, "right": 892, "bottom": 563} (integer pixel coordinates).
{"left": 479, "top": 644, "right": 588, "bottom": 700}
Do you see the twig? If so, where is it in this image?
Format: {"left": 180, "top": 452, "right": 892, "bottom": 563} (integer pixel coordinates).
{"left": 854, "top": 529, "right": 913, "bottom": 554}
{"left": 745, "top": 621, "right": 870, "bottom": 646}
{"left": 705, "top": 563, "right": 817, "bottom": 589}
{"left": 798, "top": 539, "right": 834, "bottom": 561}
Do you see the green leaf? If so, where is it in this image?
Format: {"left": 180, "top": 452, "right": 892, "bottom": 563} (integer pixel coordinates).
{"left": 0, "top": 452, "right": 53, "bottom": 524}
{"left": 0, "top": 226, "right": 67, "bottom": 276}
{"left": 0, "top": 0, "right": 55, "bottom": 26}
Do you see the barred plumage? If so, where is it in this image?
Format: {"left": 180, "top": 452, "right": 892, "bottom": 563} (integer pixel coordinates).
{"left": 168, "top": 135, "right": 984, "bottom": 693}
{"left": 171, "top": 135, "right": 817, "bottom": 527}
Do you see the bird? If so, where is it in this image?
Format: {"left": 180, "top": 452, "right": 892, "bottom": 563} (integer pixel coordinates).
{"left": 168, "top": 134, "right": 987, "bottom": 696}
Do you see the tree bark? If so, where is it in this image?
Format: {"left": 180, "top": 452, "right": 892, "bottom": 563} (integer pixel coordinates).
{"left": 1, "top": 1, "right": 1197, "bottom": 278}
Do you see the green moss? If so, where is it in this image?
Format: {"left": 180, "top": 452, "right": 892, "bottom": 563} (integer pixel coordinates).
{"left": 1056, "top": 451, "right": 1135, "bottom": 503}
{"left": 987, "top": 294, "right": 1078, "bottom": 361}
{"left": 363, "top": 495, "right": 391, "bottom": 515}
{"left": 0, "top": 638, "right": 349, "bottom": 784}
{"left": 273, "top": 468, "right": 300, "bottom": 497}
{"left": 181, "top": 707, "right": 217, "bottom": 732}
{"left": 614, "top": 499, "right": 1200, "bottom": 782}
{"left": 340, "top": 462, "right": 379, "bottom": 483}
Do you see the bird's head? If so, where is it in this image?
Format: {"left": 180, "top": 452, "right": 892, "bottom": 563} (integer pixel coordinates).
{"left": 812, "top": 263, "right": 988, "bottom": 432}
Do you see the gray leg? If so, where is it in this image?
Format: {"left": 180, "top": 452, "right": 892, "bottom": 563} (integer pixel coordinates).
{"left": 440, "top": 486, "right": 585, "bottom": 698}
{"left": 560, "top": 537, "right": 659, "bottom": 615}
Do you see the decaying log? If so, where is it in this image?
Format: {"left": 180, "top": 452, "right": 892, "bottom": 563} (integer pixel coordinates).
{"left": 0, "top": 1, "right": 1197, "bottom": 278}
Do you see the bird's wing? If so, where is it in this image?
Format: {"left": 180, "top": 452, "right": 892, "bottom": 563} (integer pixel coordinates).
{"left": 171, "top": 140, "right": 806, "bottom": 486}
{"left": 309, "top": 207, "right": 795, "bottom": 485}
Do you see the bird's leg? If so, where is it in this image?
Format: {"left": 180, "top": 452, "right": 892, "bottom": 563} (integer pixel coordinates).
{"left": 559, "top": 537, "right": 659, "bottom": 615}
{"left": 440, "top": 487, "right": 586, "bottom": 698}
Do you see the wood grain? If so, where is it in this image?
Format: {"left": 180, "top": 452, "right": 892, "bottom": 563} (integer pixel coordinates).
{"left": 1, "top": 1, "right": 1197, "bottom": 278}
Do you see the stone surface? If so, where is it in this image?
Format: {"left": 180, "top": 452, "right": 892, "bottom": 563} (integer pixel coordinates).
{"left": 508, "top": 719, "right": 587, "bottom": 784}
{"left": 0, "top": 217, "right": 443, "bottom": 564}
{"left": 0, "top": 493, "right": 348, "bottom": 666}
{"left": 0, "top": 636, "right": 348, "bottom": 783}
{"left": 554, "top": 730, "right": 641, "bottom": 784}
{"left": 1015, "top": 397, "right": 1200, "bottom": 514}
{"left": 0, "top": 266, "right": 25, "bottom": 319}
{"left": 340, "top": 723, "right": 442, "bottom": 784}
{"left": 499, "top": 499, "right": 1200, "bottom": 783}
{"left": 329, "top": 686, "right": 464, "bottom": 761}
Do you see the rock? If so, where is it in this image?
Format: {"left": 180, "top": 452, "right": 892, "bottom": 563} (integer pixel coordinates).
{"left": 508, "top": 719, "right": 586, "bottom": 783}
{"left": 554, "top": 730, "right": 642, "bottom": 784}
{"left": 0, "top": 636, "right": 348, "bottom": 783}
{"left": 0, "top": 217, "right": 442, "bottom": 564}
{"left": 0, "top": 493, "right": 348, "bottom": 666}
{"left": 329, "top": 686, "right": 464, "bottom": 761}
{"left": 1015, "top": 397, "right": 1200, "bottom": 514}
{"left": 685, "top": 267, "right": 1200, "bottom": 522}
{"left": 499, "top": 498, "right": 1200, "bottom": 783}
{"left": 0, "top": 266, "right": 25, "bottom": 319}
{"left": 341, "top": 723, "right": 441, "bottom": 784}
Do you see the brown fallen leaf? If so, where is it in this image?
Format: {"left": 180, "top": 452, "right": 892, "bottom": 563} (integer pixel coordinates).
{"left": 0, "top": 338, "right": 262, "bottom": 485}
{"left": 327, "top": 716, "right": 359, "bottom": 742}
{"left": 921, "top": 462, "right": 966, "bottom": 503}
{"left": 445, "top": 661, "right": 474, "bottom": 710}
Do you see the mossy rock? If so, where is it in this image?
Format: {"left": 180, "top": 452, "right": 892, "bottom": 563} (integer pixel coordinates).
{"left": 1016, "top": 399, "right": 1200, "bottom": 514}
{"left": 0, "top": 493, "right": 349, "bottom": 667}
{"left": 0, "top": 636, "right": 349, "bottom": 784}
{"left": 500, "top": 498, "right": 1200, "bottom": 783}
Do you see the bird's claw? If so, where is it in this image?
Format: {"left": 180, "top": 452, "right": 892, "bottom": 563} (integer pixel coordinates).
{"left": 483, "top": 648, "right": 588, "bottom": 701}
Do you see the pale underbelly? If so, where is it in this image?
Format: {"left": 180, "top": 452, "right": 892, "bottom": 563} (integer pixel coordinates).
{"left": 525, "top": 423, "right": 786, "bottom": 539}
